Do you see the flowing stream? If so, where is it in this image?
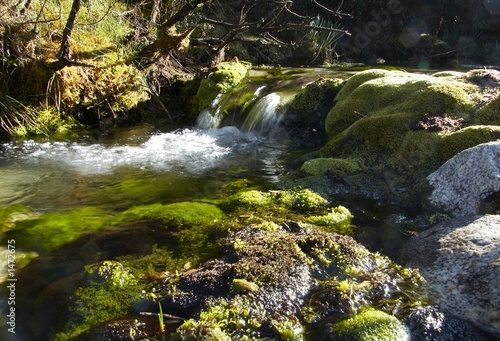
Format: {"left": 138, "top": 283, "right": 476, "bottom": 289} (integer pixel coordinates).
{"left": 0, "top": 68, "right": 416, "bottom": 340}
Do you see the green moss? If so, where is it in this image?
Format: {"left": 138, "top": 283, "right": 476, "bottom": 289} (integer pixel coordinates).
{"left": 331, "top": 308, "right": 408, "bottom": 341}
{"left": 17, "top": 207, "right": 111, "bottom": 251}
{"left": 53, "top": 261, "right": 146, "bottom": 340}
{"left": 175, "top": 297, "right": 265, "bottom": 340}
{"left": 390, "top": 130, "right": 442, "bottom": 174}
{"left": 439, "top": 125, "right": 500, "bottom": 162}
{"left": 58, "top": 61, "right": 149, "bottom": 120}
{"left": 251, "top": 221, "right": 280, "bottom": 231}
{"left": 334, "top": 69, "right": 392, "bottom": 102}
{"left": 112, "top": 202, "right": 225, "bottom": 226}
{"left": 191, "top": 62, "right": 250, "bottom": 114}
{"left": 222, "top": 188, "right": 328, "bottom": 214}
{"left": 301, "top": 157, "right": 361, "bottom": 176}
{"left": 279, "top": 188, "right": 329, "bottom": 211}
{"left": 326, "top": 71, "right": 476, "bottom": 136}
{"left": 288, "top": 78, "right": 344, "bottom": 128}
{"left": 307, "top": 206, "right": 353, "bottom": 234}
{"left": 321, "top": 70, "right": 482, "bottom": 173}
{"left": 231, "top": 278, "right": 260, "bottom": 294}
{"left": 474, "top": 95, "right": 500, "bottom": 125}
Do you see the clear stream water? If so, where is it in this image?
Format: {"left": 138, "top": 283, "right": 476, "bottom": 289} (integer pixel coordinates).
{"left": 0, "top": 68, "right": 416, "bottom": 340}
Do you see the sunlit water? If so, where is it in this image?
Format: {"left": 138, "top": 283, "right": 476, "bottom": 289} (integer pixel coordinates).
{"left": 0, "top": 126, "right": 287, "bottom": 209}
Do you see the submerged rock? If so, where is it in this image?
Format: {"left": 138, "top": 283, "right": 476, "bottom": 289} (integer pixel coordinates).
{"left": 428, "top": 142, "right": 500, "bottom": 216}
{"left": 401, "top": 214, "right": 500, "bottom": 337}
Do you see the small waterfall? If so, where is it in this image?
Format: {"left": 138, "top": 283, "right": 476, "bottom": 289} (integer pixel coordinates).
{"left": 196, "top": 94, "right": 223, "bottom": 129}
{"left": 241, "top": 93, "right": 282, "bottom": 134}
{"left": 195, "top": 87, "right": 285, "bottom": 135}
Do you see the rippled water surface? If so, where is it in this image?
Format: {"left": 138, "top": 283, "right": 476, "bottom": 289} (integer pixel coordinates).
{"left": 0, "top": 125, "right": 288, "bottom": 210}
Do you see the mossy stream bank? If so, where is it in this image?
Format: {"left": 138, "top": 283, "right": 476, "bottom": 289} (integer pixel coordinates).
{"left": 2, "top": 66, "right": 500, "bottom": 340}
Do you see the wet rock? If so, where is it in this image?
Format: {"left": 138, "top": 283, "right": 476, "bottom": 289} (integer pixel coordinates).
{"left": 401, "top": 215, "right": 500, "bottom": 337}
{"left": 428, "top": 142, "right": 500, "bottom": 216}
{"left": 164, "top": 223, "right": 428, "bottom": 340}
{"left": 77, "top": 316, "right": 176, "bottom": 341}
{"left": 404, "top": 306, "right": 491, "bottom": 341}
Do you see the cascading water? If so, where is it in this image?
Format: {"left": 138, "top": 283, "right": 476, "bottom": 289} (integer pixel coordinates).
{"left": 241, "top": 93, "right": 282, "bottom": 134}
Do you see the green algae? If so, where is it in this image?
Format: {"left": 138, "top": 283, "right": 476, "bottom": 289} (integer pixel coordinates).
{"left": 16, "top": 206, "right": 112, "bottom": 251}
{"left": 111, "top": 202, "right": 227, "bottom": 267}
{"left": 0, "top": 204, "right": 35, "bottom": 232}
{"left": 112, "top": 202, "right": 225, "bottom": 226}
{"left": 331, "top": 308, "right": 409, "bottom": 341}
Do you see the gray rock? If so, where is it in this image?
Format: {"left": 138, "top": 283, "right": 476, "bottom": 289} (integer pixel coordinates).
{"left": 428, "top": 141, "right": 500, "bottom": 216}
{"left": 401, "top": 215, "right": 500, "bottom": 337}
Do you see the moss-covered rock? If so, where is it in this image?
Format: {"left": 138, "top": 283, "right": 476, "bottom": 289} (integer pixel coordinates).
{"left": 330, "top": 308, "right": 409, "bottom": 341}
{"left": 285, "top": 78, "right": 345, "bottom": 146}
{"left": 301, "top": 157, "right": 361, "bottom": 176}
{"left": 191, "top": 62, "right": 250, "bottom": 114}
{"left": 474, "top": 94, "right": 500, "bottom": 125}
{"left": 221, "top": 188, "right": 328, "bottom": 213}
{"left": 52, "top": 261, "right": 148, "bottom": 340}
{"left": 315, "top": 69, "right": 500, "bottom": 185}
{"left": 57, "top": 60, "right": 149, "bottom": 124}
{"left": 325, "top": 70, "right": 476, "bottom": 137}
{"left": 162, "top": 224, "right": 426, "bottom": 340}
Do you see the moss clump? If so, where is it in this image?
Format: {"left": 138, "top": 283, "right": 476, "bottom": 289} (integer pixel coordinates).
{"left": 334, "top": 69, "right": 392, "bottom": 103}
{"left": 288, "top": 78, "right": 344, "bottom": 129}
{"left": 222, "top": 188, "right": 328, "bottom": 213}
{"left": 439, "top": 125, "right": 500, "bottom": 162}
{"left": 390, "top": 130, "right": 442, "bottom": 174}
{"left": 474, "top": 95, "right": 500, "bottom": 125}
{"left": 319, "top": 69, "right": 495, "bottom": 178}
{"left": 191, "top": 62, "right": 250, "bottom": 114}
{"left": 57, "top": 61, "right": 149, "bottom": 123}
{"left": 325, "top": 71, "right": 476, "bottom": 137}
{"left": 175, "top": 296, "right": 268, "bottom": 340}
{"left": 307, "top": 206, "right": 353, "bottom": 234}
{"left": 301, "top": 157, "right": 361, "bottom": 176}
{"left": 53, "top": 261, "right": 146, "bottom": 340}
{"left": 112, "top": 202, "right": 225, "bottom": 226}
{"left": 331, "top": 308, "right": 409, "bottom": 341}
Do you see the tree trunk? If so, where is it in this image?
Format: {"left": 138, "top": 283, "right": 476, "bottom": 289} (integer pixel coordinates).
{"left": 58, "top": 0, "right": 81, "bottom": 61}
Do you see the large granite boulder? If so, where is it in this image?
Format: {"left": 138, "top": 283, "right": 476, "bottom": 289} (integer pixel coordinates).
{"left": 401, "top": 214, "right": 500, "bottom": 337}
{"left": 428, "top": 141, "right": 500, "bottom": 216}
